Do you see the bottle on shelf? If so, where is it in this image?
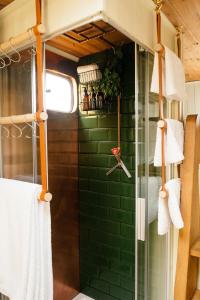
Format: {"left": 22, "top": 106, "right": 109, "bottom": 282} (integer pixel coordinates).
{"left": 82, "top": 87, "right": 89, "bottom": 111}
{"left": 97, "top": 91, "right": 104, "bottom": 110}
{"left": 91, "top": 87, "right": 96, "bottom": 110}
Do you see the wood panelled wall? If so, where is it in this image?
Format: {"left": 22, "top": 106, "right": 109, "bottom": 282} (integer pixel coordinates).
{"left": 46, "top": 51, "right": 79, "bottom": 300}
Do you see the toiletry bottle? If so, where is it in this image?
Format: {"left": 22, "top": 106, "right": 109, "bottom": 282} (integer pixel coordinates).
{"left": 97, "top": 91, "right": 104, "bottom": 109}
{"left": 91, "top": 88, "right": 96, "bottom": 110}
{"left": 82, "top": 87, "right": 89, "bottom": 111}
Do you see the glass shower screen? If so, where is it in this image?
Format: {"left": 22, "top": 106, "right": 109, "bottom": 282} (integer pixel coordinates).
{"left": 135, "top": 45, "right": 168, "bottom": 300}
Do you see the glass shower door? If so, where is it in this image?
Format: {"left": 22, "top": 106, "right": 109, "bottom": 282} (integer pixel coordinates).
{"left": 135, "top": 45, "right": 168, "bottom": 300}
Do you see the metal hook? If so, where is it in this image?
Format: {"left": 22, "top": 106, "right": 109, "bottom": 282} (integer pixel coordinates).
{"left": 10, "top": 121, "right": 22, "bottom": 138}
{"left": 9, "top": 38, "right": 21, "bottom": 63}
{"left": 0, "top": 56, "right": 6, "bottom": 69}
{"left": 0, "top": 46, "right": 11, "bottom": 67}
{"left": 22, "top": 122, "right": 37, "bottom": 139}
{"left": 2, "top": 126, "right": 10, "bottom": 138}
{"left": 27, "top": 27, "right": 37, "bottom": 56}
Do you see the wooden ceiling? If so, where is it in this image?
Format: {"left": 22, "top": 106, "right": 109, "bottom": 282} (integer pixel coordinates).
{"left": 0, "top": 0, "right": 13, "bottom": 10}
{"left": 47, "top": 20, "right": 131, "bottom": 58}
{"left": 162, "top": 0, "right": 200, "bottom": 82}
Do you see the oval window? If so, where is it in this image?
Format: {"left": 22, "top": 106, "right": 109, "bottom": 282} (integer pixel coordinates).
{"left": 45, "top": 71, "right": 77, "bottom": 113}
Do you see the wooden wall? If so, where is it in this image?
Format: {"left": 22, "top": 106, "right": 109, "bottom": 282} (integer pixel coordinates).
{"left": 46, "top": 51, "right": 80, "bottom": 300}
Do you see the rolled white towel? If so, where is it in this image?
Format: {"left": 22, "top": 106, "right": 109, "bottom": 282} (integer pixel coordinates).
{"left": 154, "top": 119, "right": 184, "bottom": 166}
{"left": 166, "top": 178, "right": 184, "bottom": 230}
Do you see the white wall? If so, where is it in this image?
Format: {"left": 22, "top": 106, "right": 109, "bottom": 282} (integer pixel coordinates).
{"left": 103, "top": 0, "right": 176, "bottom": 51}
{"left": 0, "top": 0, "right": 176, "bottom": 52}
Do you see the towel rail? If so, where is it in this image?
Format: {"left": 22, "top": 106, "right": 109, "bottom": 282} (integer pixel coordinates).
{"left": 0, "top": 0, "right": 52, "bottom": 202}
{"left": 0, "top": 24, "right": 45, "bottom": 56}
{"left": 0, "top": 112, "right": 48, "bottom": 125}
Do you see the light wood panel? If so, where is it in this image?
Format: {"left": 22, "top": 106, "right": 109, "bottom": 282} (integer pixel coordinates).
{"left": 162, "top": 0, "right": 200, "bottom": 81}
{"left": 191, "top": 239, "right": 200, "bottom": 258}
{"left": 174, "top": 115, "right": 200, "bottom": 300}
{"left": 0, "top": 0, "right": 13, "bottom": 10}
{"left": 47, "top": 20, "right": 131, "bottom": 58}
{"left": 192, "top": 290, "right": 200, "bottom": 300}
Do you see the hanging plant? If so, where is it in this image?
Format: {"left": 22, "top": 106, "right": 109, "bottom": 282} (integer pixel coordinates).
{"left": 99, "top": 46, "right": 123, "bottom": 98}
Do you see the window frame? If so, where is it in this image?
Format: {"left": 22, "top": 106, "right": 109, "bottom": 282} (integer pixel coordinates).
{"left": 45, "top": 69, "right": 77, "bottom": 113}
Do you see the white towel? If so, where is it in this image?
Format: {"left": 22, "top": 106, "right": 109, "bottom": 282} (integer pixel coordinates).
{"left": 0, "top": 179, "right": 53, "bottom": 300}
{"left": 154, "top": 119, "right": 184, "bottom": 166}
{"left": 158, "top": 178, "right": 184, "bottom": 235}
{"left": 158, "top": 190, "right": 171, "bottom": 235}
{"left": 151, "top": 46, "right": 186, "bottom": 101}
{"left": 166, "top": 178, "right": 184, "bottom": 230}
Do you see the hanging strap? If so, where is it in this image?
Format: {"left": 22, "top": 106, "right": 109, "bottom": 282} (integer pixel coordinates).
{"left": 34, "top": 0, "right": 50, "bottom": 201}
{"left": 156, "top": 7, "right": 166, "bottom": 195}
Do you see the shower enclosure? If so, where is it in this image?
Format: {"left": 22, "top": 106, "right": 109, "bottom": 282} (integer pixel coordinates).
{"left": 0, "top": 41, "right": 171, "bottom": 300}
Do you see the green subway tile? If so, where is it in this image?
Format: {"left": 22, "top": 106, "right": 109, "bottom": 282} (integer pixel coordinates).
{"left": 80, "top": 191, "right": 120, "bottom": 208}
{"left": 120, "top": 197, "right": 134, "bottom": 210}
{"left": 79, "top": 142, "right": 98, "bottom": 153}
{"left": 108, "top": 128, "right": 118, "bottom": 141}
{"left": 79, "top": 116, "right": 98, "bottom": 129}
{"left": 120, "top": 224, "right": 135, "bottom": 239}
{"left": 80, "top": 214, "right": 120, "bottom": 235}
{"left": 89, "top": 179, "right": 108, "bottom": 193}
{"left": 110, "top": 285, "right": 133, "bottom": 300}
{"left": 81, "top": 287, "right": 118, "bottom": 300}
{"left": 121, "top": 142, "right": 135, "bottom": 155}
{"left": 79, "top": 178, "right": 89, "bottom": 190}
{"left": 121, "top": 128, "right": 135, "bottom": 141}
{"left": 120, "top": 276, "right": 134, "bottom": 291}
{"left": 98, "top": 114, "right": 117, "bottom": 128}
{"left": 79, "top": 154, "right": 90, "bottom": 165}
{"left": 110, "top": 259, "right": 132, "bottom": 276}
{"left": 120, "top": 238, "right": 134, "bottom": 252}
{"left": 99, "top": 270, "right": 120, "bottom": 285}
{"left": 81, "top": 251, "right": 109, "bottom": 268}
{"left": 120, "top": 251, "right": 135, "bottom": 265}
{"left": 90, "top": 230, "right": 121, "bottom": 248}
{"left": 80, "top": 202, "right": 108, "bottom": 218}
{"left": 79, "top": 129, "right": 90, "bottom": 141}
{"left": 99, "top": 194, "right": 121, "bottom": 208}
{"left": 109, "top": 208, "right": 133, "bottom": 224}
{"left": 89, "top": 154, "right": 109, "bottom": 167}
{"left": 121, "top": 115, "right": 135, "bottom": 128}
{"left": 90, "top": 128, "right": 109, "bottom": 141}
{"left": 108, "top": 182, "right": 134, "bottom": 197}
{"left": 98, "top": 142, "right": 117, "bottom": 154}
{"left": 90, "top": 278, "right": 109, "bottom": 293}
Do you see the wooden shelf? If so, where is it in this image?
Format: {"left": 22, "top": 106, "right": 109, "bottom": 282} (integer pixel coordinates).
{"left": 192, "top": 290, "right": 200, "bottom": 300}
{"left": 190, "top": 239, "right": 200, "bottom": 258}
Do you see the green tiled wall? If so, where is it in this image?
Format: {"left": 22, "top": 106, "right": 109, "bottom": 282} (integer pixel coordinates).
{"left": 79, "top": 44, "right": 135, "bottom": 300}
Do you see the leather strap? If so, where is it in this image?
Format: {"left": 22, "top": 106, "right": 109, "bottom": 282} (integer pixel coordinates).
{"left": 35, "top": 0, "right": 48, "bottom": 199}
{"left": 156, "top": 10, "right": 166, "bottom": 192}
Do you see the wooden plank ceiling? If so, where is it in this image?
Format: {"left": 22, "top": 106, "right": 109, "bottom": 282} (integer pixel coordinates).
{"left": 47, "top": 20, "right": 131, "bottom": 58}
{"left": 162, "top": 0, "right": 200, "bottom": 82}
{"left": 0, "top": 0, "right": 13, "bottom": 10}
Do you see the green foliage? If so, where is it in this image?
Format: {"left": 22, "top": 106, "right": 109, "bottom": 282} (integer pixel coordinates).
{"left": 99, "top": 46, "right": 123, "bottom": 98}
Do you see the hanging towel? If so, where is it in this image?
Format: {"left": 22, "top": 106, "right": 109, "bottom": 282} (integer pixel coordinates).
{"left": 154, "top": 118, "right": 184, "bottom": 166}
{"left": 158, "top": 190, "right": 171, "bottom": 235}
{"left": 158, "top": 178, "right": 184, "bottom": 235}
{"left": 151, "top": 46, "right": 186, "bottom": 101}
{"left": 0, "top": 179, "right": 53, "bottom": 300}
{"left": 166, "top": 178, "right": 184, "bottom": 230}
